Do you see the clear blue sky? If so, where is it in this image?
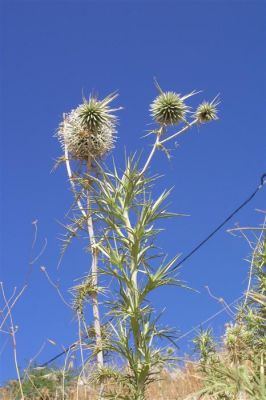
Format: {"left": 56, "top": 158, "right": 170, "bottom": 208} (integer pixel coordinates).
{"left": 1, "top": 0, "right": 265, "bottom": 384}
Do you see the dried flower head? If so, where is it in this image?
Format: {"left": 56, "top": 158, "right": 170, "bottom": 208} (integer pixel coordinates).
{"left": 194, "top": 96, "right": 219, "bottom": 123}
{"left": 150, "top": 91, "right": 189, "bottom": 126}
{"left": 71, "top": 275, "right": 103, "bottom": 315}
{"left": 58, "top": 93, "right": 120, "bottom": 161}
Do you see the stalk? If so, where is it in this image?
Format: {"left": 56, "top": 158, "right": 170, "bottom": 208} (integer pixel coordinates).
{"left": 63, "top": 122, "right": 103, "bottom": 370}
{"left": 86, "top": 157, "right": 104, "bottom": 369}
{"left": 123, "top": 207, "right": 144, "bottom": 399}
{"left": 0, "top": 283, "right": 25, "bottom": 400}
{"left": 140, "top": 119, "right": 198, "bottom": 176}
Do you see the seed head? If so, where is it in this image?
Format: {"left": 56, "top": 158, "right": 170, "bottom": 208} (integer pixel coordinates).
{"left": 150, "top": 91, "right": 188, "bottom": 126}
{"left": 57, "top": 93, "right": 120, "bottom": 161}
{"left": 194, "top": 97, "right": 219, "bottom": 123}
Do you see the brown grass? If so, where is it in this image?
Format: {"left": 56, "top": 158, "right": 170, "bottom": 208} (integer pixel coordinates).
{"left": 1, "top": 363, "right": 204, "bottom": 400}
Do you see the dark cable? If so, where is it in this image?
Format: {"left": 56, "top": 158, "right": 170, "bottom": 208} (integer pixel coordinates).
{"left": 38, "top": 174, "right": 265, "bottom": 368}
{"left": 261, "top": 173, "right": 266, "bottom": 186}
{"left": 39, "top": 342, "right": 78, "bottom": 368}
{"left": 172, "top": 174, "right": 266, "bottom": 271}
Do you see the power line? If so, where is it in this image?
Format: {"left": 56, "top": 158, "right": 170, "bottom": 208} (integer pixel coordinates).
{"left": 40, "top": 342, "right": 78, "bottom": 368}
{"left": 172, "top": 173, "right": 266, "bottom": 271}
{"left": 176, "top": 295, "right": 244, "bottom": 342}
{"left": 40, "top": 295, "right": 244, "bottom": 368}
{"left": 38, "top": 173, "right": 265, "bottom": 368}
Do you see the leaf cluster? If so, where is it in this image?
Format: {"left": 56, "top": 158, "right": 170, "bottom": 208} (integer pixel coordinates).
{"left": 83, "top": 156, "right": 186, "bottom": 399}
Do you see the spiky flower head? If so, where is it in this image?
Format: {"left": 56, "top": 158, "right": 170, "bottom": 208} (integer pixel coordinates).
{"left": 77, "top": 94, "right": 118, "bottom": 131}
{"left": 58, "top": 93, "right": 120, "bottom": 161}
{"left": 92, "top": 366, "right": 122, "bottom": 385}
{"left": 71, "top": 275, "right": 103, "bottom": 315}
{"left": 150, "top": 91, "right": 189, "bottom": 126}
{"left": 194, "top": 96, "right": 219, "bottom": 123}
{"left": 224, "top": 323, "right": 254, "bottom": 363}
{"left": 193, "top": 328, "right": 216, "bottom": 362}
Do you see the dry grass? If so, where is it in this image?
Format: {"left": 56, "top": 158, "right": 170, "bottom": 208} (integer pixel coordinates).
{"left": 0, "top": 363, "right": 204, "bottom": 400}
{"left": 146, "top": 364, "right": 202, "bottom": 400}
{"left": 67, "top": 365, "right": 203, "bottom": 400}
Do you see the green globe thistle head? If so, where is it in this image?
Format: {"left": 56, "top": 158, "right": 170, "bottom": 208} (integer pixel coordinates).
{"left": 194, "top": 97, "right": 219, "bottom": 123}
{"left": 77, "top": 92, "right": 119, "bottom": 131}
{"left": 150, "top": 91, "right": 189, "bottom": 126}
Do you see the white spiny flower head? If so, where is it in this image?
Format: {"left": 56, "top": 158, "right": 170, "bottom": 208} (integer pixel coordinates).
{"left": 194, "top": 96, "right": 219, "bottom": 123}
{"left": 58, "top": 92, "right": 120, "bottom": 161}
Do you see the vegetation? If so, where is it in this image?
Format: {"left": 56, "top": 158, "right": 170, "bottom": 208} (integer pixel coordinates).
{"left": 54, "top": 82, "right": 218, "bottom": 399}
{"left": 2, "top": 83, "right": 265, "bottom": 399}
{"left": 7, "top": 367, "right": 73, "bottom": 400}
{"left": 193, "top": 226, "right": 266, "bottom": 400}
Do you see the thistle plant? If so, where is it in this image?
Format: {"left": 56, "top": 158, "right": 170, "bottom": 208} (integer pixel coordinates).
{"left": 196, "top": 358, "right": 266, "bottom": 400}
{"left": 193, "top": 328, "right": 216, "bottom": 366}
{"left": 231, "top": 228, "right": 266, "bottom": 358}
{"left": 247, "top": 233, "right": 266, "bottom": 324}
{"left": 56, "top": 82, "right": 218, "bottom": 398}
{"left": 192, "top": 222, "right": 266, "bottom": 400}
{"left": 56, "top": 92, "right": 121, "bottom": 373}
{"left": 84, "top": 158, "right": 185, "bottom": 399}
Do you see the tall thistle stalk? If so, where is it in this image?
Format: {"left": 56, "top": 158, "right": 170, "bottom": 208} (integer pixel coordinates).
{"left": 57, "top": 83, "right": 218, "bottom": 398}
{"left": 86, "top": 154, "right": 104, "bottom": 367}
{"left": 88, "top": 160, "right": 186, "bottom": 400}
{"left": 58, "top": 93, "right": 121, "bottom": 370}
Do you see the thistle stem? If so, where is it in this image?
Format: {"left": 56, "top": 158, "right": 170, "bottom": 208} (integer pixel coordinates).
{"left": 140, "top": 119, "right": 198, "bottom": 176}
{"left": 63, "top": 121, "right": 103, "bottom": 370}
{"left": 86, "top": 159, "right": 104, "bottom": 400}
{"left": 140, "top": 134, "right": 160, "bottom": 176}
{"left": 64, "top": 146, "right": 87, "bottom": 219}
{"left": 86, "top": 161, "right": 104, "bottom": 368}
{"left": 159, "top": 118, "right": 198, "bottom": 145}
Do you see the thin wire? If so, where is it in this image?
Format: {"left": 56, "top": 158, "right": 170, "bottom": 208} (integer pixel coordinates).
{"left": 39, "top": 342, "right": 79, "bottom": 368}
{"left": 177, "top": 295, "right": 244, "bottom": 342}
{"left": 40, "top": 295, "right": 244, "bottom": 367}
{"left": 172, "top": 174, "right": 266, "bottom": 271}
{"left": 38, "top": 174, "right": 265, "bottom": 368}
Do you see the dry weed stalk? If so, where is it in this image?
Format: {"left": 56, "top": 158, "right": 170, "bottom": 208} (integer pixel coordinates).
{"left": 0, "top": 283, "right": 26, "bottom": 399}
